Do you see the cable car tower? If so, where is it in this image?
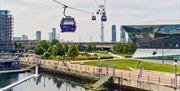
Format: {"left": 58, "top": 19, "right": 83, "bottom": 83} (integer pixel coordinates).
{"left": 93, "top": 0, "right": 107, "bottom": 42}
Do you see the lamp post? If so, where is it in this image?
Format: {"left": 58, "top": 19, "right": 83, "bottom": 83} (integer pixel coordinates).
{"left": 65, "top": 54, "right": 68, "bottom": 64}
{"left": 174, "top": 60, "right": 177, "bottom": 87}
{"left": 97, "top": 57, "right": 101, "bottom": 75}
{"left": 98, "top": 57, "right": 100, "bottom": 62}
{"left": 162, "top": 42, "right": 164, "bottom": 64}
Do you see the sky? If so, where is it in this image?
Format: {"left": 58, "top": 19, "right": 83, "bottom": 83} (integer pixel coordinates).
{"left": 1, "top": 0, "right": 180, "bottom": 42}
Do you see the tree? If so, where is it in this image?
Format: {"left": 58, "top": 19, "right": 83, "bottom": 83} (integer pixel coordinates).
{"left": 87, "top": 43, "right": 93, "bottom": 52}
{"left": 68, "top": 44, "right": 79, "bottom": 59}
{"left": 14, "top": 42, "right": 22, "bottom": 49}
{"left": 87, "top": 43, "right": 96, "bottom": 52}
{"left": 43, "top": 52, "right": 51, "bottom": 59}
{"left": 92, "top": 43, "right": 96, "bottom": 51}
{"left": 113, "top": 43, "right": 124, "bottom": 53}
{"left": 51, "top": 39, "right": 60, "bottom": 46}
{"left": 38, "top": 40, "right": 49, "bottom": 51}
{"left": 55, "top": 44, "right": 65, "bottom": 56}
{"left": 47, "top": 46, "right": 56, "bottom": 55}
{"left": 63, "top": 44, "right": 69, "bottom": 53}
{"left": 34, "top": 47, "right": 45, "bottom": 55}
{"left": 113, "top": 42, "right": 136, "bottom": 54}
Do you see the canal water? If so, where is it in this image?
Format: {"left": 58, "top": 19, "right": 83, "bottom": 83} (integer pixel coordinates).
{"left": 0, "top": 72, "right": 94, "bottom": 91}
{"left": 0, "top": 72, "right": 146, "bottom": 91}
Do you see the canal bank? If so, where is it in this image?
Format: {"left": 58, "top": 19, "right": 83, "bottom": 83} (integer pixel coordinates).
{"left": 20, "top": 60, "right": 149, "bottom": 91}
{"left": 20, "top": 57, "right": 180, "bottom": 91}
{"left": 22, "top": 64, "right": 148, "bottom": 91}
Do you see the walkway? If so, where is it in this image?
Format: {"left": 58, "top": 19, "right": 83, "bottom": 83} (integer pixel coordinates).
{"left": 20, "top": 57, "right": 179, "bottom": 87}
{"left": 0, "top": 65, "right": 35, "bottom": 74}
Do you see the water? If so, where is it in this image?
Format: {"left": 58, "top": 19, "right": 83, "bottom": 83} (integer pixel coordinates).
{"left": 0, "top": 72, "right": 145, "bottom": 91}
{"left": 0, "top": 72, "right": 94, "bottom": 91}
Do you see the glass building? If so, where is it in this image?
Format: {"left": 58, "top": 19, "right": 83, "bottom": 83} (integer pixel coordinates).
{"left": 122, "top": 24, "right": 180, "bottom": 60}
{"left": 120, "top": 26, "right": 127, "bottom": 43}
{"left": 36, "top": 31, "right": 41, "bottom": 40}
{"left": 112, "top": 25, "right": 116, "bottom": 42}
{"left": 122, "top": 24, "right": 180, "bottom": 48}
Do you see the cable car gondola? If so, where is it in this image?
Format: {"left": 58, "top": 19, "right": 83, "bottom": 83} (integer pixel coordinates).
{"left": 101, "top": 15, "right": 107, "bottom": 22}
{"left": 60, "top": 16, "right": 77, "bottom": 32}
{"left": 52, "top": 0, "right": 95, "bottom": 32}
{"left": 60, "top": 6, "right": 77, "bottom": 32}
{"left": 92, "top": 15, "right": 96, "bottom": 21}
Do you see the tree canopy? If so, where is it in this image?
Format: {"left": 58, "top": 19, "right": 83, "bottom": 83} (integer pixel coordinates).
{"left": 68, "top": 44, "right": 79, "bottom": 58}
{"left": 113, "top": 42, "right": 136, "bottom": 54}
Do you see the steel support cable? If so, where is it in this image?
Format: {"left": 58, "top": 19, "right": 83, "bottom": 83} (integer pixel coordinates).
{"left": 99, "top": 0, "right": 104, "bottom": 5}
{"left": 93, "top": 0, "right": 100, "bottom": 6}
{"left": 104, "top": 0, "right": 106, "bottom": 7}
{"left": 52, "top": 0, "right": 93, "bottom": 14}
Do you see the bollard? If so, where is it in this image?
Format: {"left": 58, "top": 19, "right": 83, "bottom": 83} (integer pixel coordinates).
{"left": 129, "top": 73, "right": 131, "bottom": 79}
{"left": 76, "top": 65, "right": 77, "bottom": 71}
{"left": 113, "top": 67, "right": 115, "bottom": 77}
{"left": 93, "top": 67, "right": 95, "bottom": 73}
{"left": 148, "top": 75, "right": 150, "bottom": 81}
{"left": 171, "top": 78, "right": 173, "bottom": 85}
{"left": 118, "top": 77, "right": 120, "bottom": 85}
{"left": 35, "top": 65, "right": 38, "bottom": 75}
{"left": 80, "top": 66, "right": 82, "bottom": 72}
{"left": 121, "top": 72, "right": 123, "bottom": 78}
{"left": 159, "top": 77, "right": 161, "bottom": 84}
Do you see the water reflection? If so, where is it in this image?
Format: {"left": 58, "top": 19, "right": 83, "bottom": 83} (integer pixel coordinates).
{"left": 0, "top": 73, "right": 18, "bottom": 88}
{"left": 0, "top": 72, "right": 93, "bottom": 91}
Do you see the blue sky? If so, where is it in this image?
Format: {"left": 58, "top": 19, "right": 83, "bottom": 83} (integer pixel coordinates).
{"left": 1, "top": 0, "right": 180, "bottom": 42}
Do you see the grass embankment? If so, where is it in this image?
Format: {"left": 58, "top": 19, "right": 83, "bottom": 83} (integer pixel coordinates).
{"left": 80, "top": 59, "right": 180, "bottom": 73}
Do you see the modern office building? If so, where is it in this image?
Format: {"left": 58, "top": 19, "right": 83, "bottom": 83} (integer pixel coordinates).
{"left": 0, "top": 10, "right": 13, "bottom": 52}
{"left": 52, "top": 28, "right": 56, "bottom": 40}
{"left": 36, "top": 31, "right": 41, "bottom": 40}
{"left": 112, "top": 25, "right": 116, "bottom": 42}
{"left": 13, "top": 37, "right": 21, "bottom": 41}
{"left": 21, "top": 35, "right": 28, "bottom": 40}
{"left": 120, "top": 26, "right": 128, "bottom": 43}
{"left": 49, "top": 28, "right": 56, "bottom": 42}
{"left": 123, "top": 24, "right": 180, "bottom": 60}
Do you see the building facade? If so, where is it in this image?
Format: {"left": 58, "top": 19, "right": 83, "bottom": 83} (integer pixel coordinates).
{"left": 15, "top": 40, "right": 39, "bottom": 48}
{"left": 49, "top": 28, "right": 56, "bottom": 42}
{"left": 112, "top": 25, "right": 116, "bottom": 42}
{"left": 123, "top": 24, "right": 180, "bottom": 60}
{"left": 13, "top": 37, "right": 21, "bottom": 41}
{"left": 0, "top": 10, "right": 13, "bottom": 52}
{"left": 36, "top": 31, "right": 41, "bottom": 40}
{"left": 21, "top": 35, "right": 28, "bottom": 40}
{"left": 120, "top": 26, "right": 127, "bottom": 43}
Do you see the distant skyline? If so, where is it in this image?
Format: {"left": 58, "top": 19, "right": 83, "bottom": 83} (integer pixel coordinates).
{"left": 1, "top": 0, "right": 180, "bottom": 42}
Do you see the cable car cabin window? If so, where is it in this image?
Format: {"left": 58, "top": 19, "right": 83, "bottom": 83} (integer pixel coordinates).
{"left": 63, "top": 20, "right": 75, "bottom": 25}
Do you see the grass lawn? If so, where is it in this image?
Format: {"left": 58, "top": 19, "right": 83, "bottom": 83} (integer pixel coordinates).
{"left": 81, "top": 59, "right": 180, "bottom": 73}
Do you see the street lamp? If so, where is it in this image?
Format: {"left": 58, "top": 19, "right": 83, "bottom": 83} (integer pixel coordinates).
{"left": 98, "top": 57, "right": 100, "bottom": 62}
{"left": 174, "top": 60, "right": 177, "bottom": 87}
{"left": 97, "top": 56, "right": 101, "bottom": 75}
{"left": 65, "top": 54, "right": 68, "bottom": 64}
